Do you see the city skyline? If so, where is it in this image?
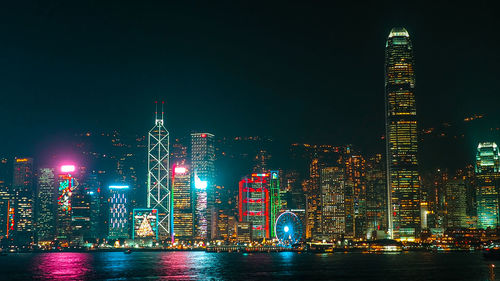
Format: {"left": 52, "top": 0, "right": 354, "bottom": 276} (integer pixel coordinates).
{"left": 2, "top": 3, "right": 500, "bottom": 280}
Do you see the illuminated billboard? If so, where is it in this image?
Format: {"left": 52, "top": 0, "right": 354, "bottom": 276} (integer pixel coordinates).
{"left": 61, "top": 165, "right": 76, "bottom": 173}
{"left": 133, "top": 209, "right": 159, "bottom": 240}
{"left": 194, "top": 174, "right": 208, "bottom": 189}
{"left": 58, "top": 174, "right": 77, "bottom": 213}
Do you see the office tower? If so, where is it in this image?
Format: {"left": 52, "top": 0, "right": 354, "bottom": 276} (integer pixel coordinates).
{"left": 422, "top": 169, "right": 448, "bottom": 229}
{"left": 215, "top": 208, "right": 230, "bottom": 241}
{"left": 269, "top": 170, "right": 281, "bottom": 238}
{"left": 214, "top": 184, "right": 231, "bottom": 240}
{"left": 320, "top": 166, "right": 346, "bottom": 239}
{"left": 108, "top": 185, "right": 130, "bottom": 239}
{"left": 56, "top": 164, "right": 78, "bottom": 242}
{"left": 0, "top": 158, "right": 12, "bottom": 239}
{"left": 72, "top": 189, "right": 91, "bottom": 243}
{"left": 285, "top": 171, "right": 306, "bottom": 210}
{"left": 475, "top": 142, "right": 500, "bottom": 229}
{"left": 172, "top": 165, "right": 193, "bottom": 240}
{"left": 85, "top": 172, "right": 102, "bottom": 240}
{"left": 385, "top": 27, "right": 420, "bottom": 240}
{"left": 343, "top": 153, "right": 366, "bottom": 238}
{"left": 235, "top": 221, "right": 252, "bottom": 243}
{"left": 279, "top": 170, "right": 289, "bottom": 212}
{"left": 305, "top": 158, "right": 321, "bottom": 239}
{"left": 365, "top": 154, "right": 387, "bottom": 237}
{"left": 190, "top": 132, "right": 215, "bottom": 241}
{"left": 445, "top": 178, "right": 468, "bottom": 228}
{"left": 36, "top": 168, "right": 56, "bottom": 242}
{"left": 13, "top": 157, "right": 35, "bottom": 245}
{"left": 239, "top": 173, "right": 270, "bottom": 240}
{"left": 116, "top": 152, "right": 139, "bottom": 210}
{"left": 147, "top": 103, "right": 171, "bottom": 241}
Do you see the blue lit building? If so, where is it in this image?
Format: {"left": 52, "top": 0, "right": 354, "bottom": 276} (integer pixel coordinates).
{"left": 475, "top": 142, "right": 500, "bottom": 229}
{"left": 108, "top": 185, "right": 130, "bottom": 239}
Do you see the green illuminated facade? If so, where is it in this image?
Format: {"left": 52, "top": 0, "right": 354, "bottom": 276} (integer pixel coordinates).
{"left": 475, "top": 142, "right": 500, "bottom": 229}
{"left": 385, "top": 27, "right": 420, "bottom": 240}
{"left": 269, "top": 170, "right": 281, "bottom": 238}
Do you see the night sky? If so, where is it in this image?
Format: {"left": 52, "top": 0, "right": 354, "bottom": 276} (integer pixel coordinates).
{"left": 0, "top": 1, "right": 499, "bottom": 161}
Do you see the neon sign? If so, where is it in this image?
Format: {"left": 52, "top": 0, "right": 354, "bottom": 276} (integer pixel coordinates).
{"left": 58, "top": 175, "right": 77, "bottom": 213}
{"left": 109, "top": 185, "right": 129, "bottom": 189}
{"left": 174, "top": 167, "right": 187, "bottom": 174}
{"left": 61, "top": 165, "right": 76, "bottom": 173}
{"left": 195, "top": 174, "right": 208, "bottom": 189}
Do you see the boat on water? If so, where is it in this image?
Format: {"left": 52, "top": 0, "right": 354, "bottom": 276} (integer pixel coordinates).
{"left": 124, "top": 249, "right": 132, "bottom": 254}
{"left": 483, "top": 247, "right": 500, "bottom": 259}
{"left": 367, "top": 239, "right": 402, "bottom": 253}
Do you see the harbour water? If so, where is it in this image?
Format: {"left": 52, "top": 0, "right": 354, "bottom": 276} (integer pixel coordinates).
{"left": 0, "top": 251, "right": 497, "bottom": 280}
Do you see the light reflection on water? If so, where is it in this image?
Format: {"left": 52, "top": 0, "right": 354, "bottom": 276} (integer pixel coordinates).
{"left": 31, "top": 252, "right": 93, "bottom": 280}
{"left": 0, "top": 251, "right": 496, "bottom": 280}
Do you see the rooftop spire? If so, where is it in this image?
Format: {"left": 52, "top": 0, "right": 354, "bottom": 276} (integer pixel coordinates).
{"left": 161, "top": 101, "right": 165, "bottom": 121}
{"left": 155, "top": 101, "right": 158, "bottom": 120}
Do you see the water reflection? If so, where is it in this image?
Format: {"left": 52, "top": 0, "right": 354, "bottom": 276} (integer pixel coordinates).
{"left": 5, "top": 251, "right": 497, "bottom": 280}
{"left": 31, "top": 252, "right": 93, "bottom": 281}
{"left": 157, "top": 251, "right": 221, "bottom": 280}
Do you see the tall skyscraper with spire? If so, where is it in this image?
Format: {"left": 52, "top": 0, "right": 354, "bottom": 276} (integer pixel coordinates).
{"left": 385, "top": 27, "right": 420, "bottom": 240}
{"left": 147, "top": 101, "right": 172, "bottom": 241}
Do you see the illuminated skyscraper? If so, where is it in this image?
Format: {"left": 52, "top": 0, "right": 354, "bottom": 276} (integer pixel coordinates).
{"left": 239, "top": 173, "right": 270, "bottom": 240}
{"left": 445, "top": 178, "right": 468, "bottom": 228}
{"left": 36, "top": 168, "right": 56, "bottom": 242}
{"left": 269, "top": 170, "right": 281, "bottom": 238}
{"left": 320, "top": 166, "right": 346, "bottom": 239}
{"left": 72, "top": 188, "right": 91, "bottom": 243}
{"left": 108, "top": 185, "right": 130, "bottom": 239}
{"left": 0, "top": 157, "right": 12, "bottom": 239}
{"left": 385, "top": 27, "right": 420, "bottom": 240}
{"left": 475, "top": 142, "right": 500, "bottom": 229}
{"left": 343, "top": 153, "right": 366, "bottom": 238}
{"left": 365, "top": 154, "right": 387, "bottom": 236}
{"left": 84, "top": 172, "right": 103, "bottom": 239}
{"left": 305, "top": 158, "right": 321, "bottom": 239}
{"left": 147, "top": 102, "right": 172, "bottom": 241}
{"left": 56, "top": 164, "right": 78, "bottom": 242}
{"left": 190, "top": 132, "right": 215, "bottom": 241}
{"left": 13, "top": 157, "right": 35, "bottom": 245}
{"left": 172, "top": 165, "right": 193, "bottom": 240}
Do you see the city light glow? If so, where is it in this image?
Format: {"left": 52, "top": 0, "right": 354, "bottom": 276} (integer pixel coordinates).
{"left": 109, "top": 185, "right": 129, "bottom": 189}
{"left": 174, "top": 167, "right": 187, "bottom": 174}
{"left": 61, "top": 165, "right": 75, "bottom": 173}
{"left": 195, "top": 175, "right": 208, "bottom": 189}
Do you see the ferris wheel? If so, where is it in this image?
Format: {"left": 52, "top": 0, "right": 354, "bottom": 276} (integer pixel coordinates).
{"left": 275, "top": 211, "right": 303, "bottom": 245}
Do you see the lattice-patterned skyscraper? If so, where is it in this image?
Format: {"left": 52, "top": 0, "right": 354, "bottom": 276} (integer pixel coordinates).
{"left": 147, "top": 101, "right": 172, "bottom": 241}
